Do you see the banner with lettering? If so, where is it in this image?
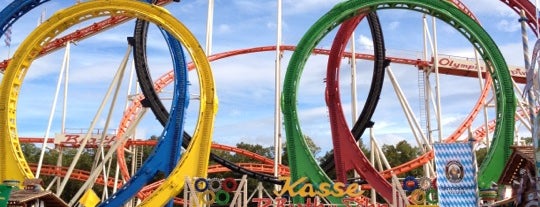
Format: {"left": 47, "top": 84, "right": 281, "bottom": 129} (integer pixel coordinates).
{"left": 434, "top": 142, "right": 478, "bottom": 206}
{"left": 54, "top": 133, "right": 117, "bottom": 146}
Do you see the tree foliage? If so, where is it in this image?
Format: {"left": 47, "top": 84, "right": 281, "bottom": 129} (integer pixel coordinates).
{"left": 381, "top": 140, "right": 423, "bottom": 177}
{"left": 475, "top": 147, "right": 488, "bottom": 166}
{"left": 281, "top": 135, "right": 322, "bottom": 166}
{"left": 210, "top": 140, "right": 275, "bottom": 193}
{"left": 21, "top": 143, "right": 97, "bottom": 202}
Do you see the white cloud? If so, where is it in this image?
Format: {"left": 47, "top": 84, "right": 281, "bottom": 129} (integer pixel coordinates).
{"left": 357, "top": 34, "right": 374, "bottom": 50}
{"left": 266, "top": 22, "right": 276, "bottom": 30}
{"left": 462, "top": 0, "right": 516, "bottom": 17}
{"left": 217, "top": 24, "right": 232, "bottom": 34}
{"left": 232, "top": 0, "right": 275, "bottom": 15}
{"left": 388, "top": 21, "right": 400, "bottom": 30}
{"left": 283, "top": 0, "right": 341, "bottom": 14}
{"left": 496, "top": 19, "right": 521, "bottom": 32}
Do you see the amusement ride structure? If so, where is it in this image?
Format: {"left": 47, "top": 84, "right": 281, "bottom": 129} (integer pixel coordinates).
{"left": 0, "top": 0, "right": 539, "bottom": 206}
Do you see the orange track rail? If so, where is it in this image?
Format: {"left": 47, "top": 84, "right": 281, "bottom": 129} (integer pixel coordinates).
{"left": 0, "top": 46, "right": 526, "bottom": 84}
{"left": 32, "top": 162, "right": 289, "bottom": 205}
{"left": 19, "top": 137, "right": 279, "bottom": 165}
{"left": 32, "top": 163, "right": 288, "bottom": 188}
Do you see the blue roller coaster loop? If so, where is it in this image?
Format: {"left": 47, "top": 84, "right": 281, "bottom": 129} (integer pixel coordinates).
{"left": 99, "top": 2, "right": 187, "bottom": 207}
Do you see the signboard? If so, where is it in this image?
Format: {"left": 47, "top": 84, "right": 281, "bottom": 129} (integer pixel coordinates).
{"left": 434, "top": 57, "right": 526, "bottom": 81}
{"left": 434, "top": 143, "right": 478, "bottom": 207}
{"left": 54, "top": 133, "right": 117, "bottom": 146}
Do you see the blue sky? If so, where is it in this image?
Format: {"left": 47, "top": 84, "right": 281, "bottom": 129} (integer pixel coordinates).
{"left": 0, "top": 0, "right": 535, "bottom": 158}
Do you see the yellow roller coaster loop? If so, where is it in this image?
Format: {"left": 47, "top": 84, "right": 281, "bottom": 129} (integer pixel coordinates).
{"left": 0, "top": 1, "right": 218, "bottom": 205}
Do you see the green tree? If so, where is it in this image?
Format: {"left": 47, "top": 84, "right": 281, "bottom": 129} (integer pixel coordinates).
{"left": 209, "top": 141, "right": 275, "bottom": 194}
{"left": 318, "top": 149, "right": 336, "bottom": 178}
{"left": 475, "top": 147, "right": 488, "bottom": 167}
{"left": 21, "top": 143, "right": 95, "bottom": 202}
{"left": 317, "top": 137, "right": 370, "bottom": 179}
{"left": 382, "top": 140, "right": 423, "bottom": 177}
{"left": 522, "top": 137, "right": 532, "bottom": 145}
{"left": 281, "top": 135, "right": 321, "bottom": 166}
{"left": 210, "top": 141, "right": 274, "bottom": 165}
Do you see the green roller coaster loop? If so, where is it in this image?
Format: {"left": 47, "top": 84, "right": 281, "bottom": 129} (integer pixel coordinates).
{"left": 282, "top": 0, "right": 515, "bottom": 203}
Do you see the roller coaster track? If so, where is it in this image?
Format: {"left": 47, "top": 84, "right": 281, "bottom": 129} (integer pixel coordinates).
{"left": 111, "top": 42, "right": 487, "bottom": 196}
{"left": 319, "top": 17, "right": 385, "bottom": 172}
{"left": 133, "top": 3, "right": 485, "bottom": 198}
{"left": 22, "top": 78, "right": 505, "bottom": 188}
{"left": 31, "top": 163, "right": 289, "bottom": 188}
{"left": 99, "top": 0, "right": 189, "bottom": 205}
{"left": 0, "top": 47, "right": 528, "bottom": 84}
{"left": 379, "top": 75, "right": 493, "bottom": 179}
{"left": 6, "top": 31, "right": 514, "bottom": 193}
{"left": 30, "top": 97, "right": 513, "bottom": 192}
{"left": 114, "top": 42, "right": 498, "bottom": 199}
{"left": 32, "top": 162, "right": 289, "bottom": 205}
{"left": 31, "top": 163, "right": 186, "bottom": 205}
{"left": 0, "top": 2, "right": 217, "bottom": 207}
{"left": 319, "top": 75, "right": 491, "bottom": 175}
{"left": 130, "top": 3, "right": 406, "bottom": 201}
{"left": 500, "top": 0, "right": 539, "bottom": 35}
{"left": 326, "top": 11, "right": 392, "bottom": 200}
{"left": 128, "top": 1, "right": 292, "bottom": 194}
{"left": 0, "top": 1, "right": 182, "bottom": 202}
{"left": 322, "top": 0, "right": 495, "bottom": 197}
{"left": 0, "top": 0, "right": 175, "bottom": 71}
{"left": 19, "top": 137, "right": 285, "bottom": 167}
{"left": 371, "top": 0, "right": 538, "bottom": 192}
{"left": 282, "top": 0, "right": 514, "bottom": 204}
{"left": 29, "top": 163, "right": 123, "bottom": 188}
{"left": 0, "top": 27, "right": 528, "bottom": 83}
{"left": 4, "top": 10, "right": 516, "bottom": 205}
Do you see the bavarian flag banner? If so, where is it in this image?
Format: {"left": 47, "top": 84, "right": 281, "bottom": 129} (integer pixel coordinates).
{"left": 434, "top": 142, "right": 479, "bottom": 206}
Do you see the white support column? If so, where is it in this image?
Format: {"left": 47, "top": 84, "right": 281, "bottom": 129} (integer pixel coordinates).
{"left": 58, "top": 45, "right": 132, "bottom": 197}
{"left": 387, "top": 67, "right": 431, "bottom": 152}
{"left": 473, "top": 50, "right": 491, "bottom": 149}
{"left": 113, "top": 162, "right": 120, "bottom": 193}
{"left": 36, "top": 42, "right": 71, "bottom": 178}
{"left": 68, "top": 108, "right": 148, "bottom": 206}
{"left": 432, "top": 17, "right": 443, "bottom": 142}
{"left": 62, "top": 42, "right": 70, "bottom": 133}
{"left": 350, "top": 32, "right": 358, "bottom": 124}
{"left": 273, "top": 0, "right": 283, "bottom": 192}
{"left": 205, "top": 0, "right": 214, "bottom": 55}
{"left": 87, "top": 45, "right": 132, "bottom": 193}
{"left": 422, "top": 15, "right": 433, "bottom": 178}
{"left": 370, "top": 129, "right": 376, "bottom": 205}
{"left": 371, "top": 134, "right": 410, "bottom": 205}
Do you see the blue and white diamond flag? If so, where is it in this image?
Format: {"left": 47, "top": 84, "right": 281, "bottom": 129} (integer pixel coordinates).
{"left": 434, "top": 142, "right": 478, "bottom": 207}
